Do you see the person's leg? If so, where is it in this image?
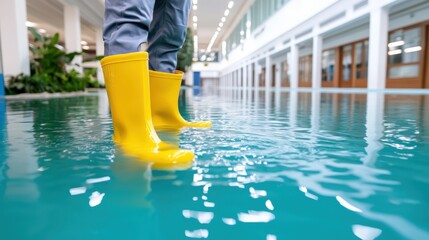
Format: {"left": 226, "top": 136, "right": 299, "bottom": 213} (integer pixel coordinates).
{"left": 101, "top": 0, "right": 195, "bottom": 167}
{"left": 147, "top": 0, "right": 191, "bottom": 73}
{"left": 146, "top": 0, "right": 211, "bottom": 129}
{"left": 104, "top": 0, "right": 155, "bottom": 56}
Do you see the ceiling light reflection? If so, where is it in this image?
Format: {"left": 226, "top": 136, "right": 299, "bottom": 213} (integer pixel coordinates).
{"left": 388, "top": 40, "right": 404, "bottom": 48}
{"left": 86, "top": 176, "right": 111, "bottom": 184}
{"left": 182, "top": 210, "right": 214, "bottom": 224}
{"left": 185, "top": 229, "right": 209, "bottom": 239}
{"left": 237, "top": 211, "right": 275, "bottom": 223}
{"left": 336, "top": 196, "right": 362, "bottom": 213}
{"left": 404, "top": 46, "right": 421, "bottom": 53}
{"left": 204, "top": 202, "right": 215, "bottom": 208}
{"left": 352, "top": 225, "right": 382, "bottom": 240}
{"left": 388, "top": 49, "right": 402, "bottom": 55}
{"left": 249, "top": 187, "right": 267, "bottom": 198}
{"left": 222, "top": 218, "right": 236, "bottom": 225}
{"left": 69, "top": 187, "right": 87, "bottom": 195}
{"left": 265, "top": 200, "right": 274, "bottom": 210}
{"left": 267, "top": 234, "right": 277, "bottom": 240}
{"left": 89, "top": 191, "right": 105, "bottom": 207}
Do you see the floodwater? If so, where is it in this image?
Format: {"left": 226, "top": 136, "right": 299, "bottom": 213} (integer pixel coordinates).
{"left": 0, "top": 88, "right": 428, "bottom": 239}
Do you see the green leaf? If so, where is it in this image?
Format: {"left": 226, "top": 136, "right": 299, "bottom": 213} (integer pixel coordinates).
{"left": 50, "top": 33, "right": 60, "bottom": 46}
{"left": 28, "top": 27, "right": 44, "bottom": 42}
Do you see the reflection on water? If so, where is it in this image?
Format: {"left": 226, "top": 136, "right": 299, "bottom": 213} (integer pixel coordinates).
{"left": 0, "top": 89, "right": 429, "bottom": 239}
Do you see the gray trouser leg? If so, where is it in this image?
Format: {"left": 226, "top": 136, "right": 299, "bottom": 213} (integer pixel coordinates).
{"left": 148, "top": 0, "right": 191, "bottom": 73}
{"left": 103, "top": 0, "right": 155, "bottom": 56}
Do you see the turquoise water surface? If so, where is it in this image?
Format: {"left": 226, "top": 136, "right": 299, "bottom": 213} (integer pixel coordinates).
{"left": 1, "top": 89, "right": 429, "bottom": 240}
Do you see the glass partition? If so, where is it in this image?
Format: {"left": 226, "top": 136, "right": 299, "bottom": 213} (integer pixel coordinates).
{"left": 321, "top": 49, "right": 336, "bottom": 82}
{"left": 388, "top": 26, "right": 421, "bottom": 79}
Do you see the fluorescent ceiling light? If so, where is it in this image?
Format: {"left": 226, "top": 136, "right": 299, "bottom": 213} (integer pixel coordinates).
{"left": 26, "top": 21, "right": 37, "bottom": 27}
{"left": 228, "top": 1, "right": 234, "bottom": 9}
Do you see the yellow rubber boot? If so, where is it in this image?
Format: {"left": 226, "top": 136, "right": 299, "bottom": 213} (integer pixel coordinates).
{"left": 101, "top": 52, "right": 194, "bottom": 169}
{"left": 149, "top": 70, "right": 212, "bottom": 129}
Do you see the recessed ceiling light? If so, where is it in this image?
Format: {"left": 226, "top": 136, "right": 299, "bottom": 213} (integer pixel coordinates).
{"left": 193, "top": 5, "right": 197, "bottom": 10}
{"left": 82, "top": 45, "right": 90, "bottom": 50}
{"left": 193, "top": 16, "right": 198, "bottom": 22}
{"left": 221, "top": 17, "right": 226, "bottom": 22}
{"left": 228, "top": 1, "right": 234, "bottom": 9}
{"left": 192, "top": 0, "right": 198, "bottom": 4}
{"left": 26, "top": 21, "right": 37, "bottom": 27}
{"left": 81, "top": 41, "right": 88, "bottom": 45}
{"left": 38, "top": 29, "right": 47, "bottom": 34}
{"left": 224, "top": 9, "right": 230, "bottom": 16}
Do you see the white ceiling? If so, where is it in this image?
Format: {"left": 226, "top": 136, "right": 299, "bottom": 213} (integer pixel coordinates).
{"left": 190, "top": 0, "right": 247, "bottom": 50}
{"left": 27, "top": 0, "right": 103, "bottom": 48}
{"left": 26, "top": 0, "right": 248, "bottom": 51}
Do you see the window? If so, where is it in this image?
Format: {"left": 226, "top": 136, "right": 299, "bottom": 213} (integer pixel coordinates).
{"left": 322, "top": 49, "right": 336, "bottom": 82}
{"left": 341, "top": 45, "right": 352, "bottom": 81}
{"left": 388, "top": 26, "right": 422, "bottom": 79}
{"left": 354, "top": 40, "right": 368, "bottom": 80}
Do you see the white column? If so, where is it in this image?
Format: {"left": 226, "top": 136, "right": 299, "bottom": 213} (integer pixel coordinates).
{"left": 96, "top": 28, "right": 105, "bottom": 85}
{"left": 265, "top": 56, "right": 272, "bottom": 89}
{"left": 312, "top": 33, "right": 322, "bottom": 89}
{"left": 290, "top": 41, "right": 299, "bottom": 89}
{"left": 64, "top": 4, "right": 82, "bottom": 73}
{"left": 367, "top": 0, "right": 388, "bottom": 90}
{"left": 0, "top": 0, "right": 30, "bottom": 76}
